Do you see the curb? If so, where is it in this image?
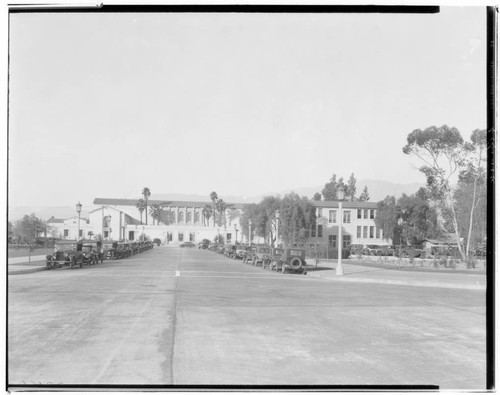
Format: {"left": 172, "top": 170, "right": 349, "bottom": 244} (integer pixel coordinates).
{"left": 8, "top": 266, "right": 47, "bottom": 275}
{"left": 307, "top": 272, "right": 486, "bottom": 290}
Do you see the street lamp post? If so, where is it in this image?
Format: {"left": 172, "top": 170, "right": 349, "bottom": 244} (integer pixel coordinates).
{"left": 76, "top": 202, "right": 82, "bottom": 241}
{"left": 336, "top": 189, "right": 345, "bottom": 276}
{"left": 249, "top": 219, "right": 252, "bottom": 245}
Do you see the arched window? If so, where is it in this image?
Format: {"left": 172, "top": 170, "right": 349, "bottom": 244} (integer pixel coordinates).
{"left": 178, "top": 211, "right": 184, "bottom": 223}
{"left": 186, "top": 212, "right": 192, "bottom": 223}
{"left": 194, "top": 212, "right": 200, "bottom": 223}
{"left": 170, "top": 212, "right": 176, "bottom": 224}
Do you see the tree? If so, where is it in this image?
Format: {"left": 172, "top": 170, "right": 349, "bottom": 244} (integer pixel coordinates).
{"left": 321, "top": 173, "right": 338, "bottom": 200}
{"left": 312, "top": 192, "right": 322, "bottom": 201}
{"left": 458, "top": 129, "right": 487, "bottom": 256}
{"left": 375, "top": 189, "right": 441, "bottom": 245}
{"left": 8, "top": 221, "right": 13, "bottom": 243}
{"left": 149, "top": 203, "right": 163, "bottom": 225}
{"left": 346, "top": 173, "right": 357, "bottom": 201}
{"left": 142, "top": 187, "right": 151, "bottom": 225}
{"left": 402, "top": 125, "right": 466, "bottom": 258}
{"left": 358, "top": 186, "right": 370, "bottom": 202}
{"left": 210, "top": 191, "right": 218, "bottom": 227}
{"left": 13, "top": 214, "right": 47, "bottom": 245}
{"left": 278, "top": 192, "right": 316, "bottom": 246}
{"left": 374, "top": 196, "right": 400, "bottom": 244}
{"left": 202, "top": 205, "right": 213, "bottom": 227}
{"left": 136, "top": 199, "right": 146, "bottom": 224}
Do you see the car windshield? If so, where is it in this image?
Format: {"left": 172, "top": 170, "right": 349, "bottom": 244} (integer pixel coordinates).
{"left": 289, "top": 250, "right": 303, "bottom": 256}
{"left": 55, "top": 244, "right": 74, "bottom": 250}
{"left": 259, "top": 248, "right": 271, "bottom": 254}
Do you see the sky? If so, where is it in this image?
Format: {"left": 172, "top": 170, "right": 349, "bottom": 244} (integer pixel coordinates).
{"left": 8, "top": 7, "right": 487, "bottom": 208}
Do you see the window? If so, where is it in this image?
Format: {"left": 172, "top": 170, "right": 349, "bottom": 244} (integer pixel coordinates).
{"left": 64, "top": 229, "right": 69, "bottom": 237}
{"left": 178, "top": 232, "right": 184, "bottom": 242}
{"left": 178, "top": 212, "right": 184, "bottom": 223}
{"left": 357, "top": 209, "right": 362, "bottom": 219}
{"left": 190, "top": 233, "right": 195, "bottom": 242}
{"left": 104, "top": 230, "right": 109, "bottom": 238}
{"left": 329, "top": 210, "right": 337, "bottom": 223}
{"left": 311, "top": 226, "right": 316, "bottom": 237}
{"left": 129, "top": 231, "right": 135, "bottom": 241}
{"left": 370, "top": 209, "right": 375, "bottom": 219}
{"left": 357, "top": 226, "right": 361, "bottom": 238}
{"left": 369, "top": 226, "right": 374, "bottom": 238}
{"left": 226, "top": 233, "right": 231, "bottom": 241}
{"left": 364, "top": 209, "right": 368, "bottom": 219}
{"left": 329, "top": 235, "right": 337, "bottom": 247}
{"left": 318, "top": 225, "right": 323, "bottom": 238}
{"left": 194, "top": 212, "right": 200, "bottom": 223}
{"left": 167, "top": 232, "right": 173, "bottom": 241}
{"left": 187, "top": 212, "right": 192, "bottom": 223}
{"left": 363, "top": 226, "right": 368, "bottom": 238}
{"left": 343, "top": 210, "right": 351, "bottom": 223}
{"left": 343, "top": 235, "right": 351, "bottom": 248}
{"left": 103, "top": 215, "right": 111, "bottom": 227}
{"left": 79, "top": 230, "right": 83, "bottom": 237}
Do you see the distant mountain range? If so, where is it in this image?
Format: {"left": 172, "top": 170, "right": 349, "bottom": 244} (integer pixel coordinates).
{"left": 9, "top": 179, "right": 423, "bottom": 221}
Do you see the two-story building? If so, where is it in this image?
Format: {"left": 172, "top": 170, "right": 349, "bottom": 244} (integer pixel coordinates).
{"left": 309, "top": 201, "right": 391, "bottom": 249}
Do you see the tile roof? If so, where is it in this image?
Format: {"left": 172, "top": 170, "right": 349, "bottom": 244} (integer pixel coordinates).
{"left": 93, "top": 198, "right": 248, "bottom": 210}
{"left": 311, "top": 200, "right": 378, "bottom": 209}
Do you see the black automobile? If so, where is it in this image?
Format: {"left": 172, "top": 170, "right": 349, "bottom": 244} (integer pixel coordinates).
{"left": 198, "top": 239, "right": 211, "bottom": 249}
{"left": 180, "top": 241, "right": 196, "bottom": 248}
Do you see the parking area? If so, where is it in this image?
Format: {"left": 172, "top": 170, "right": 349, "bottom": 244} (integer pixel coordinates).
{"left": 8, "top": 246, "right": 486, "bottom": 388}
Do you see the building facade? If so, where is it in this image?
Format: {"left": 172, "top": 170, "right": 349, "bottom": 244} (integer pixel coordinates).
{"left": 47, "top": 197, "right": 392, "bottom": 247}
{"left": 309, "top": 201, "right": 391, "bottom": 249}
{"left": 47, "top": 216, "right": 91, "bottom": 240}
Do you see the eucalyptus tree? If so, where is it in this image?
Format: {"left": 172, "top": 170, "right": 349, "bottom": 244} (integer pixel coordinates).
{"left": 403, "top": 125, "right": 467, "bottom": 258}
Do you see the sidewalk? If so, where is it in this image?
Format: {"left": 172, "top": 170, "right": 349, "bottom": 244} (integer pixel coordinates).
{"left": 305, "top": 259, "right": 486, "bottom": 290}
{"left": 8, "top": 255, "right": 47, "bottom": 275}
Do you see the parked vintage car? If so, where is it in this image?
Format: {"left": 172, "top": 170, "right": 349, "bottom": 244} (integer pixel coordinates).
{"left": 362, "top": 244, "right": 381, "bottom": 255}
{"left": 198, "top": 239, "right": 211, "bottom": 249}
{"left": 180, "top": 241, "right": 196, "bottom": 248}
{"left": 224, "top": 245, "right": 237, "bottom": 258}
{"left": 350, "top": 244, "right": 365, "bottom": 255}
{"left": 268, "top": 247, "right": 284, "bottom": 271}
{"left": 234, "top": 245, "right": 247, "bottom": 259}
{"left": 273, "top": 248, "right": 307, "bottom": 274}
{"left": 371, "top": 245, "right": 394, "bottom": 256}
{"left": 394, "top": 245, "right": 424, "bottom": 258}
{"left": 46, "top": 241, "right": 83, "bottom": 270}
{"left": 243, "top": 245, "right": 257, "bottom": 264}
{"left": 81, "top": 240, "right": 104, "bottom": 263}
{"left": 104, "top": 241, "right": 119, "bottom": 259}
{"left": 253, "top": 245, "right": 272, "bottom": 268}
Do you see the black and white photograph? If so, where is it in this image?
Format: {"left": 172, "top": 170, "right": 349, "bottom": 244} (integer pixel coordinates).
{"left": 6, "top": 4, "right": 493, "bottom": 390}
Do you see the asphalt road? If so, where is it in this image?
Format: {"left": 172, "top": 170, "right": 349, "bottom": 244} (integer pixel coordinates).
{"left": 8, "top": 246, "right": 486, "bottom": 388}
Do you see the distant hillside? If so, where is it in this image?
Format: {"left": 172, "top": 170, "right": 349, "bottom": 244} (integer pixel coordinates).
{"left": 8, "top": 206, "right": 90, "bottom": 222}
{"left": 9, "top": 180, "right": 424, "bottom": 221}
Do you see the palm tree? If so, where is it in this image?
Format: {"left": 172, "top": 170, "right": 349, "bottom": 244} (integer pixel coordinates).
{"left": 136, "top": 199, "right": 146, "bottom": 224}
{"left": 142, "top": 187, "right": 151, "bottom": 225}
{"left": 202, "top": 205, "right": 212, "bottom": 227}
{"left": 210, "top": 191, "right": 218, "bottom": 227}
{"left": 149, "top": 203, "right": 163, "bottom": 226}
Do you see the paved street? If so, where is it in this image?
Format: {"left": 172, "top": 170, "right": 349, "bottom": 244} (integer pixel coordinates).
{"left": 8, "top": 246, "right": 486, "bottom": 388}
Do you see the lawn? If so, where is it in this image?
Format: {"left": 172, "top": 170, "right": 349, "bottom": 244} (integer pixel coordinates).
{"left": 8, "top": 247, "right": 54, "bottom": 258}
